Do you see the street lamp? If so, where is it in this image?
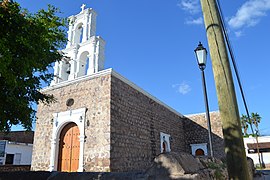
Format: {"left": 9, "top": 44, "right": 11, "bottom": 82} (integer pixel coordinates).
{"left": 194, "top": 42, "right": 213, "bottom": 157}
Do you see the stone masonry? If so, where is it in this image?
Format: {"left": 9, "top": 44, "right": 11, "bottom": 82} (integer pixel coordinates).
{"left": 31, "top": 69, "right": 189, "bottom": 172}
{"left": 110, "top": 75, "right": 185, "bottom": 172}
{"left": 184, "top": 112, "right": 225, "bottom": 159}
{"left": 32, "top": 72, "right": 111, "bottom": 172}
{"left": 31, "top": 69, "right": 224, "bottom": 172}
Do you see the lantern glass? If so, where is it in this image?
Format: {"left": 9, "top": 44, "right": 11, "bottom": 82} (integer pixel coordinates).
{"left": 194, "top": 42, "right": 207, "bottom": 69}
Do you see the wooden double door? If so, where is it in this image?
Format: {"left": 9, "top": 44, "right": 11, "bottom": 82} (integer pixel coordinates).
{"left": 58, "top": 123, "right": 80, "bottom": 172}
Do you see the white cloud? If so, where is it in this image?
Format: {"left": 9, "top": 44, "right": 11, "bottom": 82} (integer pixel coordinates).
{"left": 178, "top": 0, "right": 202, "bottom": 26}
{"left": 228, "top": 0, "right": 270, "bottom": 29}
{"left": 178, "top": 0, "right": 200, "bottom": 14}
{"left": 185, "top": 17, "right": 203, "bottom": 25}
{"left": 235, "top": 30, "right": 244, "bottom": 37}
{"left": 172, "top": 81, "right": 192, "bottom": 95}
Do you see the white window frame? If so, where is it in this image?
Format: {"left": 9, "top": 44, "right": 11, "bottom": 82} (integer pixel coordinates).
{"left": 190, "top": 143, "right": 208, "bottom": 156}
{"left": 160, "top": 132, "right": 171, "bottom": 153}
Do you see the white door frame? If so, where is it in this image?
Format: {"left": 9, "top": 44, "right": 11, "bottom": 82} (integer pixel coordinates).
{"left": 49, "top": 108, "right": 86, "bottom": 172}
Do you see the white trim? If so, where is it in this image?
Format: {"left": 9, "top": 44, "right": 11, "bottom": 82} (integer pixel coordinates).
{"left": 160, "top": 132, "right": 171, "bottom": 153}
{"left": 43, "top": 68, "right": 113, "bottom": 92}
{"left": 190, "top": 143, "right": 208, "bottom": 156}
{"left": 49, "top": 107, "right": 86, "bottom": 172}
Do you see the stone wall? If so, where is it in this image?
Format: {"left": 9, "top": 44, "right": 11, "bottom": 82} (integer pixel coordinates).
{"left": 32, "top": 71, "right": 186, "bottom": 173}
{"left": 82, "top": 75, "right": 111, "bottom": 172}
{"left": 32, "top": 74, "right": 111, "bottom": 172}
{"left": 184, "top": 111, "right": 225, "bottom": 159}
{"left": 33, "top": 70, "right": 224, "bottom": 173}
{"left": 110, "top": 75, "right": 186, "bottom": 172}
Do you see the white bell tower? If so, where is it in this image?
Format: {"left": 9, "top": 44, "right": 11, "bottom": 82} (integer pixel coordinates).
{"left": 51, "top": 4, "right": 105, "bottom": 85}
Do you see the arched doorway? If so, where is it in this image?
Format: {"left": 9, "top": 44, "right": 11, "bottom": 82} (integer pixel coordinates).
{"left": 195, "top": 148, "right": 205, "bottom": 156}
{"left": 57, "top": 123, "right": 80, "bottom": 172}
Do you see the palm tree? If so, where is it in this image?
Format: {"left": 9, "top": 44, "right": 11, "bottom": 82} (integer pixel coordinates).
{"left": 241, "top": 112, "right": 263, "bottom": 168}
{"left": 250, "top": 112, "right": 263, "bottom": 168}
{"left": 251, "top": 112, "right": 261, "bottom": 135}
{"left": 240, "top": 115, "right": 249, "bottom": 136}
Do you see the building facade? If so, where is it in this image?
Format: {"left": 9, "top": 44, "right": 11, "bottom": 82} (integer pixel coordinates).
{"left": 32, "top": 69, "right": 191, "bottom": 172}
{"left": 244, "top": 136, "right": 270, "bottom": 168}
{"left": 31, "top": 5, "right": 225, "bottom": 172}
{"left": 0, "top": 131, "right": 33, "bottom": 166}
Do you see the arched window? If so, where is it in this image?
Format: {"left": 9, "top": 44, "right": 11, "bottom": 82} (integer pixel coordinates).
{"left": 195, "top": 148, "right": 205, "bottom": 156}
{"left": 190, "top": 143, "right": 208, "bottom": 156}
{"left": 160, "top": 132, "right": 171, "bottom": 153}
{"left": 85, "top": 57, "right": 89, "bottom": 75}
{"left": 73, "top": 23, "right": 84, "bottom": 44}
{"left": 162, "top": 140, "right": 168, "bottom": 153}
{"left": 79, "top": 26, "right": 83, "bottom": 43}
{"left": 77, "top": 51, "right": 89, "bottom": 77}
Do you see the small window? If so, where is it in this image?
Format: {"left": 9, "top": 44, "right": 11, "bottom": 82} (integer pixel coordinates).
{"left": 195, "top": 148, "right": 205, "bottom": 156}
{"left": 5, "top": 154, "right": 14, "bottom": 165}
{"left": 66, "top": 98, "right": 74, "bottom": 107}
{"left": 190, "top": 143, "right": 208, "bottom": 156}
{"left": 160, "top": 132, "right": 171, "bottom": 153}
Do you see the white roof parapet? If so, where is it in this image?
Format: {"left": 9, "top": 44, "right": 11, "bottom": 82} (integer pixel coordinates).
{"left": 42, "top": 68, "right": 113, "bottom": 92}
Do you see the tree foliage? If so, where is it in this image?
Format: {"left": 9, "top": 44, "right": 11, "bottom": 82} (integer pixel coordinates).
{"left": 240, "top": 114, "right": 249, "bottom": 137}
{"left": 240, "top": 112, "right": 262, "bottom": 137}
{"left": 250, "top": 112, "right": 261, "bottom": 135}
{"left": 0, "top": 0, "right": 67, "bottom": 131}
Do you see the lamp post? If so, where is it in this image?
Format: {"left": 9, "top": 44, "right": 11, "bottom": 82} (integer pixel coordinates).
{"left": 194, "top": 42, "right": 213, "bottom": 157}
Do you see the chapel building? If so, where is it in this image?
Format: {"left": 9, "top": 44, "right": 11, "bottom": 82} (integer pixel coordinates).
{"left": 31, "top": 5, "right": 224, "bottom": 172}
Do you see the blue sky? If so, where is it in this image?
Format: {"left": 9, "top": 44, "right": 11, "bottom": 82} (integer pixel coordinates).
{"left": 14, "top": 0, "right": 270, "bottom": 135}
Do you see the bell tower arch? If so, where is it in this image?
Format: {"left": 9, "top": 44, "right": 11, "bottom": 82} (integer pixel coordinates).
{"left": 51, "top": 4, "right": 105, "bottom": 85}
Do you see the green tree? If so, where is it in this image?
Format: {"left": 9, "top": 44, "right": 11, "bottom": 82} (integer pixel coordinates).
{"left": 240, "top": 113, "right": 262, "bottom": 136}
{"left": 250, "top": 112, "right": 261, "bottom": 135}
{"left": 240, "top": 114, "right": 249, "bottom": 136}
{"left": 0, "top": 0, "right": 67, "bottom": 131}
{"left": 250, "top": 112, "right": 263, "bottom": 168}
{"left": 241, "top": 112, "right": 263, "bottom": 168}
